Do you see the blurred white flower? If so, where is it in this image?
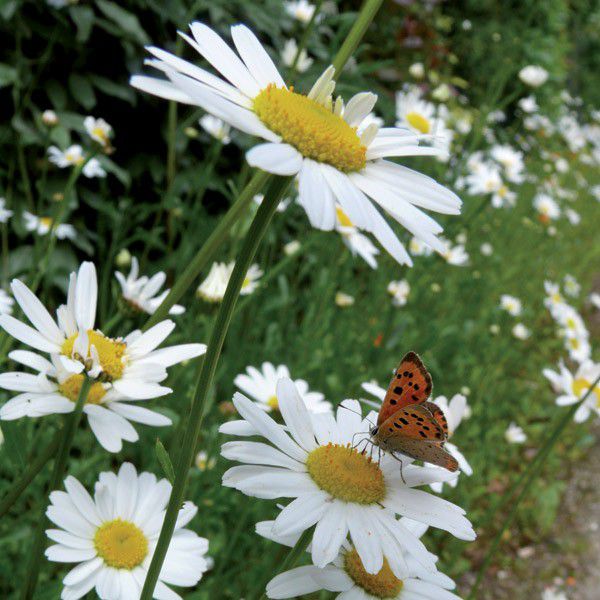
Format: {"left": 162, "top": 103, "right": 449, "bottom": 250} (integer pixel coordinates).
{"left": 505, "top": 422, "right": 527, "bottom": 444}
{"left": 541, "top": 588, "right": 568, "bottom": 600}
{"left": 280, "top": 39, "right": 313, "bottom": 73}
{"left": 199, "top": 114, "right": 232, "bottom": 144}
{"left": 284, "top": 0, "right": 316, "bottom": 23}
{"left": 519, "top": 65, "right": 549, "bottom": 87}
{"left": 387, "top": 279, "right": 410, "bottom": 306}
{"left": 0, "top": 289, "right": 14, "bottom": 315}
{"left": 115, "top": 248, "right": 132, "bottom": 268}
{"left": 512, "top": 323, "right": 531, "bottom": 340}
{"left": 480, "top": 242, "right": 493, "bottom": 256}
{"left": 0, "top": 198, "right": 13, "bottom": 223}
{"left": 283, "top": 240, "right": 301, "bottom": 256}
{"left": 42, "top": 109, "right": 58, "bottom": 125}
{"left": 565, "top": 208, "right": 580, "bottom": 225}
{"left": 533, "top": 194, "right": 560, "bottom": 222}
{"left": 23, "top": 212, "right": 76, "bottom": 240}
{"left": 116, "top": 256, "right": 185, "bottom": 316}
{"left": 518, "top": 96, "right": 539, "bottom": 113}
{"left": 563, "top": 274, "right": 580, "bottom": 297}
{"left": 335, "top": 291, "right": 355, "bottom": 307}
{"left": 500, "top": 294, "right": 522, "bottom": 316}
{"left": 253, "top": 194, "right": 290, "bottom": 213}
{"left": 197, "top": 261, "right": 262, "bottom": 303}
{"left": 84, "top": 116, "right": 112, "bottom": 147}
{"left": 409, "top": 62, "right": 424, "bottom": 78}
{"left": 196, "top": 450, "right": 216, "bottom": 471}
{"left": 335, "top": 206, "right": 379, "bottom": 268}
{"left": 590, "top": 293, "right": 600, "bottom": 310}
{"left": 48, "top": 145, "right": 106, "bottom": 178}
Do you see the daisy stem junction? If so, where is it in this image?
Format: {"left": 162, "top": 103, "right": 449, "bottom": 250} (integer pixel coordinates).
{"left": 22, "top": 375, "right": 92, "bottom": 600}
{"left": 142, "top": 168, "right": 272, "bottom": 331}
{"left": 0, "top": 430, "right": 60, "bottom": 518}
{"left": 139, "top": 174, "right": 293, "bottom": 599}
{"left": 468, "top": 372, "right": 600, "bottom": 599}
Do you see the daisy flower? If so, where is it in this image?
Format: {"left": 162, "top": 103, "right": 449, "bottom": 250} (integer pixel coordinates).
{"left": 543, "top": 281, "right": 565, "bottom": 316}
{"left": 335, "top": 206, "right": 379, "bottom": 268}
{"left": 0, "top": 263, "right": 206, "bottom": 441}
{"left": 512, "top": 323, "right": 531, "bottom": 340}
{"left": 500, "top": 294, "right": 522, "bottom": 316}
{"left": 48, "top": 145, "right": 106, "bottom": 178}
{"left": 232, "top": 361, "right": 331, "bottom": 414}
{"left": 196, "top": 261, "right": 262, "bottom": 303}
{"left": 335, "top": 292, "right": 355, "bottom": 307}
{"left": 131, "top": 22, "right": 462, "bottom": 267}
{"left": 360, "top": 384, "right": 472, "bottom": 492}
{"left": 387, "top": 280, "right": 410, "bottom": 307}
{"left": 261, "top": 519, "right": 460, "bottom": 600}
{"left": 408, "top": 62, "right": 424, "bottom": 79}
{"left": 45, "top": 462, "right": 210, "bottom": 599}
{"left": 438, "top": 237, "right": 468, "bottom": 266}
{"left": 533, "top": 194, "right": 560, "bottom": 223}
{"left": 0, "top": 288, "right": 14, "bottom": 315}
{"left": 42, "top": 109, "right": 59, "bottom": 126}
{"left": 284, "top": 0, "right": 316, "bottom": 23}
{"left": 563, "top": 274, "right": 580, "bottom": 297}
{"left": 0, "top": 197, "right": 13, "bottom": 223}
{"left": 23, "top": 211, "right": 76, "bottom": 240}
{"left": 281, "top": 39, "right": 313, "bottom": 73}
{"left": 195, "top": 450, "right": 216, "bottom": 471}
{"left": 84, "top": 116, "right": 113, "bottom": 148}
{"left": 220, "top": 379, "right": 475, "bottom": 576}
{"left": 543, "top": 360, "right": 600, "bottom": 423}
{"left": 519, "top": 65, "right": 549, "bottom": 87}
{"left": 505, "top": 422, "right": 527, "bottom": 444}
{"left": 116, "top": 256, "right": 185, "bottom": 316}
{"left": 199, "top": 114, "right": 232, "bottom": 143}
{"left": 490, "top": 145, "right": 524, "bottom": 184}
{"left": 409, "top": 236, "right": 433, "bottom": 257}
{"left": 518, "top": 96, "right": 538, "bottom": 113}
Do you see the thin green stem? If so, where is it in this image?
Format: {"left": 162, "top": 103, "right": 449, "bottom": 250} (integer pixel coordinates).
{"left": 0, "top": 431, "right": 61, "bottom": 519}
{"left": 22, "top": 377, "right": 92, "bottom": 600}
{"left": 468, "top": 373, "right": 600, "bottom": 599}
{"left": 139, "top": 175, "right": 292, "bottom": 599}
{"left": 289, "top": 0, "right": 324, "bottom": 76}
{"left": 142, "top": 169, "right": 271, "bottom": 331}
{"left": 331, "top": 0, "right": 384, "bottom": 77}
{"left": 255, "top": 528, "right": 313, "bottom": 600}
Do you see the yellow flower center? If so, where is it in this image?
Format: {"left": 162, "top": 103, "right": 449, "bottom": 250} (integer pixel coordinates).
{"left": 498, "top": 185, "right": 508, "bottom": 198}
{"left": 94, "top": 519, "right": 148, "bottom": 570}
{"left": 572, "top": 378, "right": 600, "bottom": 405}
{"left": 253, "top": 85, "right": 366, "bottom": 173}
{"left": 336, "top": 206, "right": 354, "bottom": 228}
{"left": 92, "top": 127, "right": 109, "bottom": 144}
{"left": 266, "top": 395, "right": 279, "bottom": 410}
{"left": 551, "top": 293, "right": 563, "bottom": 303}
{"left": 66, "top": 152, "right": 84, "bottom": 165}
{"left": 40, "top": 217, "right": 53, "bottom": 228}
{"left": 242, "top": 277, "right": 251, "bottom": 289}
{"left": 405, "top": 111, "right": 431, "bottom": 134}
{"left": 306, "top": 443, "right": 385, "bottom": 504}
{"left": 566, "top": 317, "right": 577, "bottom": 330}
{"left": 344, "top": 548, "right": 403, "bottom": 598}
{"left": 62, "top": 330, "right": 127, "bottom": 381}
{"left": 58, "top": 374, "right": 107, "bottom": 405}
{"left": 568, "top": 338, "right": 580, "bottom": 350}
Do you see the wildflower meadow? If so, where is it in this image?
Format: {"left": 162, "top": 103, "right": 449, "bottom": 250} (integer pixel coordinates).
{"left": 0, "top": 1, "right": 599, "bottom": 599}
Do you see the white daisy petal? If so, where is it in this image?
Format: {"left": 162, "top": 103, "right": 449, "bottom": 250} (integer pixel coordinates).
{"left": 246, "top": 142, "right": 303, "bottom": 176}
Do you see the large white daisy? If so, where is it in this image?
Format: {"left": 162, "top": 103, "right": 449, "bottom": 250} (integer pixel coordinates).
{"left": 0, "top": 262, "right": 206, "bottom": 413}
{"left": 45, "top": 462, "right": 210, "bottom": 600}
{"left": 131, "top": 22, "right": 462, "bottom": 267}
{"left": 220, "top": 378, "right": 475, "bottom": 578}
{"left": 261, "top": 518, "right": 460, "bottom": 600}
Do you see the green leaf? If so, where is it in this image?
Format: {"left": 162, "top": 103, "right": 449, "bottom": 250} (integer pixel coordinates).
{"left": 0, "top": 63, "right": 17, "bottom": 89}
{"left": 0, "top": 422, "right": 26, "bottom": 470}
{"left": 96, "top": 0, "right": 150, "bottom": 45}
{"left": 89, "top": 74, "right": 135, "bottom": 104}
{"left": 155, "top": 439, "right": 175, "bottom": 484}
{"left": 68, "top": 74, "right": 97, "bottom": 110}
{"left": 69, "top": 5, "right": 95, "bottom": 43}
{"left": 46, "top": 80, "right": 68, "bottom": 110}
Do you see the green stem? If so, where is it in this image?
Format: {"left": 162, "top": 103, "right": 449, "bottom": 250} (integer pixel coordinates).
{"left": 468, "top": 373, "right": 600, "bottom": 599}
{"left": 139, "top": 175, "right": 292, "bottom": 599}
{"left": 255, "top": 528, "right": 313, "bottom": 600}
{"left": 289, "top": 0, "right": 324, "bottom": 76}
{"left": 331, "top": 0, "right": 384, "bottom": 77}
{"left": 22, "top": 377, "right": 92, "bottom": 600}
{"left": 0, "top": 431, "right": 61, "bottom": 519}
{"left": 142, "top": 169, "right": 271, "bottom": 331}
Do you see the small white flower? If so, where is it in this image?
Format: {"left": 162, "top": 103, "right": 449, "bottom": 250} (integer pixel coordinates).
{"left": 116, "top": 256, "right": 185, "bottom": 316}
{"left": 283, "top": 240, "right": 301, "bottom": 255}
{"left": 505, "top": 422, "right": 527, "bottom": 444}
{"left": 438, "top": 237, "right": 469, "bottom": 266}
{"left": 280, "top": 39, "right": 313, "bottom": 73}
{"left": 480, "top": 242, "right": 493, "bottom": 256}
{"left": 284, "top": 0, "right": 316, "bottom": 23}
{"left": 590, "top": 292, "right": 600, "bottom": 310}
{"left": 335, "top": 292, "right": 355, "bottom": 307}
{"left": 196, "top": 261, "right": 262, "bottom": 303}
{"left": 221, "top": 381, "right": 475, "bottom": 577}
{"left": 115, "top": 248, "right": 132, "bottom": 268}
{"left": 565, "top": 208, "right": 580, "bottom": 225}
{"left": 199, "top": 114, "right": 232, "bottom": 144}
{"left": 519, "top": 65, "right": 549, "bottom": 87}
{"left": 387, "top": 280, "right": 410, "bottom": 307}
{"left": 0, "top": 197, "right": 13, "bottom": 223}
{"left": 518, "top": 96, "right": 538, "bottom": 113}
{"left": 0, "top": 289, "right": 14, "bottom": 315}
{"left": 45, "top": 463, "right": 210, "bottom": 599}
{"left": 408, "top": 62, "right": 424, "bottom": 79}
{"left": 48, "top": 145, "right": 106, "bottom": 178}
{"left": 42, "top": 109, "right": 59, "bottom": 125}
{"left": 84, "top": 116, "right": 112, "bottom": 147}
{"left": 512, "top": 323, "right": 530, "bottom": 340}
{"left": 542, "top": 586, "right": 568, "bottom": 600}
{"left": 196, "top": 450, "right": 216, "bottom": 471}
{"left": 563, "top": 274, "right": 580, "bottom": 297}
{"left": 231, "top": 362, "right": 331, "bottom": 415}
{"left": 335, "top": 205, "right": 379, "bottom": 268}
{"left": 23, "top": 212, "right": 76, "bottom": 240}
{"left": 500, "top": 294, "right": 522, "bottom": 316}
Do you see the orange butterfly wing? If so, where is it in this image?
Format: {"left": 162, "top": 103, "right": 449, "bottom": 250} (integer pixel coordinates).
{"left": 377, "top": 352, "right": 433, "bottom": 426}
{"left": 377, "top": 405, "right": 445, "bottom": 442}
{"left": 423, "top": 401, "right": 449, "bottom": 437}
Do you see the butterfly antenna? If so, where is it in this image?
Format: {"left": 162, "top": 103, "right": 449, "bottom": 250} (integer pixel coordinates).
{"left": 338, "top": 401, "right": 376, "bottom": 427}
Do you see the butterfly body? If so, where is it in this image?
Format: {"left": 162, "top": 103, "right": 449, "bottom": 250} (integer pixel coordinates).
{"left": 369, "top": 352, "right": 458, "bottom": 472}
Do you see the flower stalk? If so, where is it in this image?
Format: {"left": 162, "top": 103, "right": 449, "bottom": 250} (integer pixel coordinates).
{"left": 139, "top": 175, "right": 292, "bottom": 598}
{"left": 22, "top": 375, "right": 92, "bottom": 600}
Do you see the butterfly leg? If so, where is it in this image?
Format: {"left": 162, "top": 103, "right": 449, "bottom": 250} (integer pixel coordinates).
{"left": 389, "top": 452, "right": 407, "bottom": 484}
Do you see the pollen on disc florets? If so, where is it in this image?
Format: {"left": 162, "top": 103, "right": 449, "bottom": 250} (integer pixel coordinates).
{"left": 344, "top": 548, "right": 403, "bottom": 599}
{"left": 62, "top": 330, "right": 127, "bottom": 381}
{"left": 305, "top": 443, "right": 385, "bottom": 504}
{"left": 253, "top": 85, "right": 367, "bottom": 173}
{"left": 59, "top": 374, "right": 106, "bottom": 405}
{"left": 94, "top": 519, "right": 148, "bottom": 570}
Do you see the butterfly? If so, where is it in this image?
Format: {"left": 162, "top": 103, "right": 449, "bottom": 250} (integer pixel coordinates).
{"left": 369, "top": 352, "right": 458, "bottom": 472}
